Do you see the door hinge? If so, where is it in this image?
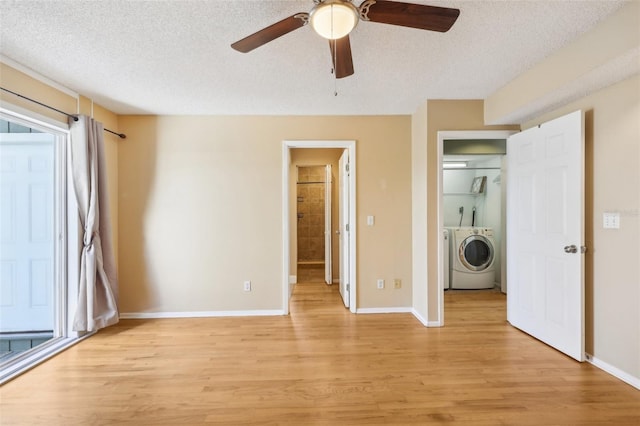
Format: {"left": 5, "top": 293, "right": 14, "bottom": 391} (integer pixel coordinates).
{"left": 346, "top": 283, "right": 350, "bottom": 291}
{"left": 346, "top": 223, "right": 350, "bottom": 232}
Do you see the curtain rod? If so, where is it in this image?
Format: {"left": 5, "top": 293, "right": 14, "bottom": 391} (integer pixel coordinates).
{"left": 0, "top": 87, "right": 126, "bottom": 139}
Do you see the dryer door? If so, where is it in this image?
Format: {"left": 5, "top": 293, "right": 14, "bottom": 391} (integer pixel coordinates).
{"left": 459, "top": 235, "right": 494, "bottom": 271}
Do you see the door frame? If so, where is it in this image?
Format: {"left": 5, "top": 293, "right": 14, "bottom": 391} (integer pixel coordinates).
{"left": 0, "top": 102, "right": 86, "bottom": 384}
{"left": 436, "top": 130, "right": 516, "bottom": 325}
{"left": 282, "top": 140, "right": 357, "bottom": 314}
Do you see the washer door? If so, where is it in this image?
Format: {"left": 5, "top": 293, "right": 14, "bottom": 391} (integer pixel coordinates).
{"left": 458, "top": 235, "right": 494, "bottom": 271}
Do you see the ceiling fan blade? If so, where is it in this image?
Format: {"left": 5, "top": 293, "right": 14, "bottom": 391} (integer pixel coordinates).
{"left": 362, "top": 0, "right": 460, "bottom": 32}
{"left": 231, "top": 13, "right": 309, "bottom": 53}
{"left": 329, "top": 36, "right": 354, "bottom": 79}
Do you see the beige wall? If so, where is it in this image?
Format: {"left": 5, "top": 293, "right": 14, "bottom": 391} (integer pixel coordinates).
{"left": 0, "top": 62, "right": 120, "bottom": 263}
{"left": 117, "top": 115, "right": 412, "bottom": 314}
{"left": 519, "top": 75, "right": 640, "bottom": 380}
{"left": 421, "top": 100, "right": 518, "bottom": 319}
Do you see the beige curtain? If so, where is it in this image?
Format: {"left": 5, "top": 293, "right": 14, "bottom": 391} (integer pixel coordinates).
{"left": 69, "top": 115, "right": 119, "bottom": 332}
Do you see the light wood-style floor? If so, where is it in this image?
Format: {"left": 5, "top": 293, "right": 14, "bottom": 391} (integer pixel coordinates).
{"left": 1, "top": 283, "right": 639, "bottom": 425}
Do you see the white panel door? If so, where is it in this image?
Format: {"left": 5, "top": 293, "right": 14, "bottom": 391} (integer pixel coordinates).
{"left": 0, "top": 135, "right": 55, "bottom": 332}
{"left": 338, "top": 151, "right": 350, "bottom": 308}
{"left": 506, "top": 110, "right": 585, "bottom": 361}
{"left": 324, "top": 164, "right": 332, "bottom": 285}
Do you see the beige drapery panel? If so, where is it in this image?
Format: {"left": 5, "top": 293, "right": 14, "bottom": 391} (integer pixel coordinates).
{"left": 69, "top": 115, "right": 119, "bottom": 332}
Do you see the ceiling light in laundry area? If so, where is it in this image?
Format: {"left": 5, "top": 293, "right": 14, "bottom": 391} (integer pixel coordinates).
{"left": 443, "top": 162, "right": 468, "bottom": 169}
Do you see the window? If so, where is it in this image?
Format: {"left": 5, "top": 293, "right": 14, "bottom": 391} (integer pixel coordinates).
{"left": 0, "top": 106, "right": 83, "bottom": 384}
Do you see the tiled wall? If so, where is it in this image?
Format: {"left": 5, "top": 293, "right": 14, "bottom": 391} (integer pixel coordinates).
{"left": 297, "top": 166, "right": 326, "bottom": 262}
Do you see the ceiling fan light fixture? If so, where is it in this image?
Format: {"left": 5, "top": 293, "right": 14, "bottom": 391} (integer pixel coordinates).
{"left": 310, "top": 0, "right": 359, "bottom": 40}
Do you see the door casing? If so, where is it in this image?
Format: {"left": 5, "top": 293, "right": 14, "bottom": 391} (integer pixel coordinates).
{"left": 282, "top": 140, "right": 357, "bottom": 314}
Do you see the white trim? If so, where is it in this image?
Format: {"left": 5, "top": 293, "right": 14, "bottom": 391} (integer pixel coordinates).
{"left": 436, "top": 131, "right": 517, "bottom": 327}
{"left": 0, "top": 333, "right": 93, "bottom": 385}
{"left": 1, "top": 56, "right": 79, "bottom": 99}
{"left": 0, "top": 101, "right": 70, "bottom": 131}
{"left": 282, "top": 140, "right": 357, "bottom": 314}
{"left": 586, "top": 353, "right": 640, "bottom": 390}
{"left": 120, "top": 310, "right": 285, "bottom": 319}
{"left": 412, "top": 309, "right": 429, "bottom": 326}
{"left": 356, "top": 307, "right": 413, "bottom": 314}
{"left": 411, "top": 309, "right": 442, "bottom": 327}
{"left": 282, "top": 145, "right": 291, "bottom": 314}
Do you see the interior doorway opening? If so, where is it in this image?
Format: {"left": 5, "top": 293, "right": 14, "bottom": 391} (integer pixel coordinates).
{"left": 437, "top": 131, "right": 515, "bottom": 326}
{"left": 295, "top": 164, "right": 333, "bottom": 285}
{"left": 282, "top": 140, "right": 357, "bottom": 315}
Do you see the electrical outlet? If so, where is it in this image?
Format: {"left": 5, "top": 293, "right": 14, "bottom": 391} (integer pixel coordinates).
{"left": 394, "top": 279, "right": 401, "bottom": 289}
{"left": 377, "top": 279, "right": 384, "bottom": 289}
{"left": 243, "top": 280, "right": 251, "bottom": 292}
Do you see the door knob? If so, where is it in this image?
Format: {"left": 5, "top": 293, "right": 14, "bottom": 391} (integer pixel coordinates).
{"left": 335, "top": 230, "right": 341, "bottom": 235}
{"left": 564, "top": 245, "right": 578, "bottom": 253}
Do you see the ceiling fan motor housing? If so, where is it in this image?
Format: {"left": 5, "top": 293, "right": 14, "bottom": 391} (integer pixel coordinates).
{"left": 310, "top": 0, "right": 360, "bottom": 40}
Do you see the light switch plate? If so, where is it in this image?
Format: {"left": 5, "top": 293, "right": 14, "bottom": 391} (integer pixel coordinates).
{"left": 367, "top": 215, "right": 375, "bottom": 226}
{"left": 603, "top": 212, "right": 620, "bottom": 229}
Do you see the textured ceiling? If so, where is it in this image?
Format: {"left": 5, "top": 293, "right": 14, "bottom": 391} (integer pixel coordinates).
{"left": 0, "top": 0, "right": 629, "bottom": 116}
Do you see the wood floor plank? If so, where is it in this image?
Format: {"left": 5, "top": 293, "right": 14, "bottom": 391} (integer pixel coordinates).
{"left": 1, "top": 283, "right": 638, "bottom": 425}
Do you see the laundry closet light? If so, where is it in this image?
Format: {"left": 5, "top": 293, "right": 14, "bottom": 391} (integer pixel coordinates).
{"left": 443, "top": 162, "right": 468, "bottom": 169}
{"left": 310, "top": 0, "right": 359, "bottom": 40}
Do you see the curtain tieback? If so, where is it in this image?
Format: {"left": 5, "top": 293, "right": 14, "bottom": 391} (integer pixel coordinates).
{"left": 83, "top": 230, "right": 100, "bottom": 248}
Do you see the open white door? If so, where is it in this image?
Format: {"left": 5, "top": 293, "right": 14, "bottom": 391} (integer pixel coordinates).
{"left": 324, "top": 164, "right": 332, "bottom": 285}
{"left": 506, "top": 110, "right": 585, "bottom": 361}
{"left": 338, "top": 150, "right": 350, "bottom": 308}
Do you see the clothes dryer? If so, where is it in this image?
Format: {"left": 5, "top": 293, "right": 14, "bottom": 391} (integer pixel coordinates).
{"left": 450, "top": 227, "right": 496, "bottom": 289}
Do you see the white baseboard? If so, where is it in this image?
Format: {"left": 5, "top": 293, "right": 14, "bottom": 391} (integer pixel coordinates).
{"left": 411, "top": 309, "right": 429, "bottom": 326}
{"left": 356, "top": 307, "right": 413, "bottom": 314}
{"left": 120, "top": 310, "right": 285, "bottom": 319}
{"left": 289, "top": 275, "right": 297, "bottom": 284}
{"left": 411, "top": 309, "right": 441, "bottom": 327}
{"left": 586, "top": 353, "right": 640, "bottom": 390}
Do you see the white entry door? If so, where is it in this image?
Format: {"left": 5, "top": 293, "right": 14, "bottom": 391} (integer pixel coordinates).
{"left": 324, "top": 164, "right": 332, "bottom": 285}
{"left": 338, "top": 150, "right": 350, "bottom": 308}
{"left": 0, "top": 135, "right": 55, "bottom": 332}
{"left": 506, "top": 110, "right": 585, "bottom": 361}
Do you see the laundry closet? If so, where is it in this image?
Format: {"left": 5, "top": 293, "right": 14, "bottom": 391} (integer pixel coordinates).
{"left": 442, "top": 139, "right": 506, "bottom": 292}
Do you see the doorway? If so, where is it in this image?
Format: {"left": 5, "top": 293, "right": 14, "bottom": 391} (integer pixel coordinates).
{"left": 0, "top": 106, "right": 83, "bottom": 384}
{"left": 282, "top": 140, "right": 357, "bottom": 315}
{"left": 437, "top": 131, "right": 515, "bottom": 325}
{"left": 296, "top": 165, "right": 332, "bottom": 285}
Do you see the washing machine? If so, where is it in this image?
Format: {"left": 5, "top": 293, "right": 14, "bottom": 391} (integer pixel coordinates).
{"left": 450, "top": 227, "right": 496, "bottom": 289}
{"left": 443, "top": 229, "right": 450, "bottom": 290}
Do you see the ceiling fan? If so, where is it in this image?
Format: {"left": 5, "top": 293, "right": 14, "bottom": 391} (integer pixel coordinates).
{"left": 231, "top": 0, "right": 460, "bottom": 79}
